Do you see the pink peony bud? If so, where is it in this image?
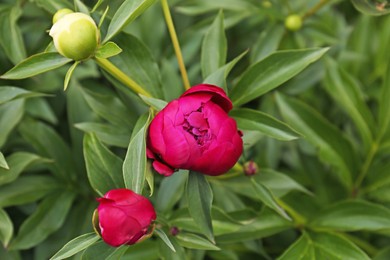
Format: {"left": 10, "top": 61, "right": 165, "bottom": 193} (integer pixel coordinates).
{"left": 95, "top": 189, "right": 156, "bottom": 247}
{"left": 147, "top": 84, "right": 243, "bottom": 176}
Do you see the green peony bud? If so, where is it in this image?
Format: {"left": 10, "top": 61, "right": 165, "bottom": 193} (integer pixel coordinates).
{"left": 52, "top": 8, "right": 74, "bottom": 24}
{"left": 49, "top": 12, "right": 100, "bottom": 61}
{"left": 284, "top": 14, "right": 303, "bottom": 32}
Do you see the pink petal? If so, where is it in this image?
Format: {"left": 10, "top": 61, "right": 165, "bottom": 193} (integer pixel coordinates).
{"left": 181, "top": 84, "right": 233, "bottom": 112}
{"left": 102, "top": 189, "right": 140, "bottom": 205}
{"left": 187, "top": 112, "right": 208, "bottom": 129}
{"left": 97, "top": 204, "right": 141, "bottom": 247}
{"left": 153, "top": 160, "right": 175, "bottom": 176}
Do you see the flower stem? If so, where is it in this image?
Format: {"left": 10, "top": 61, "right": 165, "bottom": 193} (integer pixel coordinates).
{"left": 303, "top": 0, "right": 330, "bottom": 19}
{"left": 353, "top": 141, "right": 378, "bottom": 193}
{"left": 94, "top": 57, "right": 152, "bottom": 97}
{"left": 161, "top": 0, "right": 191, "bottom": 91}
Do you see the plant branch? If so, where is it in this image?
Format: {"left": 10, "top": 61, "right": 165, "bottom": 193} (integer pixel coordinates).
{"left": 276, "top": 198, "right": 307, "bottom": 227}
{"left": 94, "top": 57, "right": 152, "bottom": 97}
{"left": 303, "top": 0, "right": 331, "bottom": 19}
{"left": 161, "top": 0, "right": 191, "bottom": 91}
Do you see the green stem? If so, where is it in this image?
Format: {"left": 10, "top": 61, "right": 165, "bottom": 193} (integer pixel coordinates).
{"left": 276, "top": 198, "right": 307, "bottom": 227}
{"left": 353, "top": 142, "right": 378, "bottom": 192}
{"left": 94, "top": 57, "right": 152, "bottom": 97}
{"left": 161, "top": 0, "right": 191, "bottom": 91}
{"left": 303, "top": 0, "right": 330, "bottom": 19}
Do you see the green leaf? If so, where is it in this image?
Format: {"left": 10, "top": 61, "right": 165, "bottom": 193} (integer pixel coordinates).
{"left": 324, "top": 58, "right": 375, "bottom": 151}
{"left": 81, "top": 241, "right": 128, "bottom": 259}
{"left": 250, "top": 178, "right": 291, "bottom": 221}
{"left": 0, "top": 52, "right": 71, "bottom": 79}
{"left": 0, "top": 5, "right": 26, "bottom": 64}
{"left": 186, "top": 172, "right": 214, "bottom": 242}
{"left": 108, "top": 34, "right": 163, "bottom": 98}
{"left": 156, "top": 170, "right": 188, "bottom": 213}
{"left": 123, "top": 112, "right": 151, "bottom": 194}
{"left": 278, "top": 231, "right": 370, "bottom": 260}
{"left": 0, "top": 175, "right": 59, "bottom": 207}
{"left": 250, "top": 24, "right": 284, "bottom": 63}
{"left": 216, "top": 209, "right": 292, "bottom": 243}
{"left": 379, "top": 59, "right": 390, "bottom": 140}
{"left": 63, "top": 61, "right": 79, "bottom": 91}
{"left": 230, "top": 108, "right": 301, "bottom": 141}
{"left": 351, "top": 0, "right": 390, "bottom": 16}
{"left": 75, "top": 122, "right": 130, "bottom": 148}
{"left": 230, "top": 48, "right": 328, "bottom": 106}
{"left": 139, "top": 95, "right": 168, "bottom": 111}
{"left": 0, "top": 99, "right": 24, "bottom": 147}
{"left": 203, "top": 51, "right": 247, "bottom": 91}
{"left": 103, "top": 0, "right": 156, "bottom": 43}
{"left": 201, "top": 10, "right": 226, "bottom": 78}
{"left": 0, "top": 208, "right": 12, "bottom": 247}
{"left": 31, "top": 0, "right": 73, "bottom": 13}
{"left": 95, "top": 42, "right": 123, "bottom": 59}
{"left": 50, "top": 233, "right": 100, "bottom": 260}
{"left": 10, "top": 191, "right": 75, "bottom": 250}
{"left": 275, "top": 93, "right": 357, "bottom": 188}
{"left": 26, "top": 98, "right": 58, "bottom": 125}
{"left": 310, "top": 200, "right": 390, "bottom": 231}
{"left": 0, "top": 152, "right": 47, "bottom": 185}
{"left": 155, "top": 228, "right": 176, "bottom": 252}
{"left": 0, "top": 152, "right": 8, "bottom": 169}
{"left": 18, "top": 119, "right": 77, "bottom": 181}
{"left": 81, "top": 87, "right": 135, "bottom": 128}
{"left": 0, "top": 86, "right": 46, "bottom": 105}
{"left": 176, "top": 232, "right": 220, "bottom": 251}
{"left": 83, "top": 133, "right": 125, "bottom": 196}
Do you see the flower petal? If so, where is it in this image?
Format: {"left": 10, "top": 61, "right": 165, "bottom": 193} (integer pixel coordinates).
{"left": 181, "top": 84, "right": 233, "bottom": 112}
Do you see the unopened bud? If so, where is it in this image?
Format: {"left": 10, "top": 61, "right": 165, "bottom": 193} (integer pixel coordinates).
{"left": 244, "top": 161, "right": 259, "bottom": 176}
{"left": 285, "top": 14, "right": 303, "bottom": 32}
{"left": 49, "top": 11, "right": 100, "bottom": 61}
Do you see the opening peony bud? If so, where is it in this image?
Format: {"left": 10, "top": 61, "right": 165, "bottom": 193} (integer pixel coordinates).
{"left": 49, "top": 11, "right": 100, "bottom": 61}
{"left": 284, "top": 14, "right": 303, "bottom": 32}
{"left": 94, "top": 189, "right": 157, "bottom": 247}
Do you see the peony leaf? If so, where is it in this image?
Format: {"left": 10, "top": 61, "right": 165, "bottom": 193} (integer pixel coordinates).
{"left": 123, "top": 111, "right": 151, "bottom": 194}
{"left": 157, "top": 170, "right": 188, "bottom": 213}
{"left": 176, "top": 232, "right": 220, "bottom": 250}
{"left": 103, "top": 0, "right": 156, "bottom": 43}
{"left": 186, "top": 172, "right": 214, "bottom": 243}
{"left": 278, "top": 231, "right": 370, "bottom": 260}
{"left": 63, "top": 61, "right": 79, "bottom": 91}
{"left": 0, "top": 208, "right": 13, "bottom": 248}
{"left": 0, "top": 99, "right": 24, "bottom": 147}
{"left": 250, "top": 178, "right": 291, "bottom": 221}
{"left": 0, "top": 152, "right": 48, "bottom": 186}
{"left": 155, "top": 228, "right": 176, "bottom": 252}
{"left": 230, "top": 108, "right": 301, "bottom": 141}
{"left": 81, "top": 240, "right": 128, "bottom": 259}
{"left": 0, "top": 86, "right": 47, "bottom": 105}
{"left": 139, "top": 94, "right": 168, "bottom": 111}
{"left": 0, "top": 152, "right": 8, "bottom": 170}
{"left": 275, "top": 93, "right": 358, "bottom": 189}
{"left": 83, "top": 133, "right": 125, "bottom": 196}
{"left": 230, "top": 48, "right": 328, "bottom": 106}
{"left": 0, "top": 52, "right": 71, "bottom": 79}
{"left": 310, "top": 200, "right": 390, "bottom": 231}
{"left": 50, "top": 233, "right": 100, "bottom": 260}
{"left": 201, "top": 10, "right": 227, "bottom": 78}
{"left": 95, "top": 42, "right": 122, "bottom": 59}
{"left": 9, "top": 191, "right": 75, "bottom": 250}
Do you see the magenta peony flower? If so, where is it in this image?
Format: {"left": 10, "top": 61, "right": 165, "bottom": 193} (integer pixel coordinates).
{"left": 96, "top": 189, "right": 156, "bottom": 247}
{"left": 147, "top": 84, "right": 243, "bottom": 176}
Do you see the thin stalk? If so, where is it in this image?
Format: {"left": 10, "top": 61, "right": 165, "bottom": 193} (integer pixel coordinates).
{"left": 161, "top": 0, "right": 191, "bottom": 91}
{"left": 303, "top": 0, "right": 331, "bottom": 19}
{"left": 354, "top": 142, "right": 379, "bottom": 191}
{"left": 276, "top": 198, "right": 307, "bottom": 227}
{"left": 94, "top": 57, "right": 152, "bottom": 97}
